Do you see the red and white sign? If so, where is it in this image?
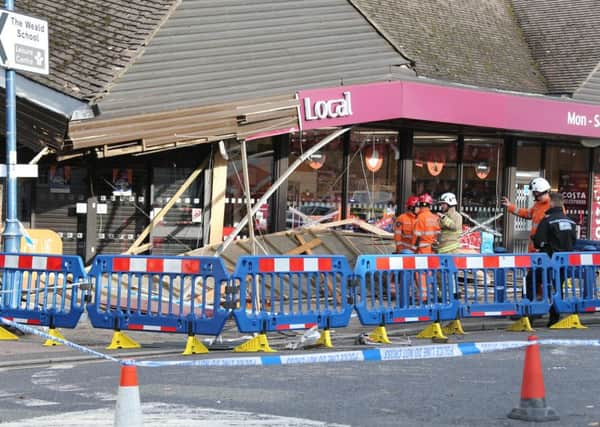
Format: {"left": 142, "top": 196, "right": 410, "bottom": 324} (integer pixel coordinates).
{"left": 0, "top": 254, "right": 62, "bottom": 271}
{"left": 453, "top": 255, "right": 531, "bottom": 269}
{"left": 568, "top": 253, "right": 600, "bottom": 266}
{"left": 191, "top": 208, "right": 202, "bottom": 223}
{"left": 111, "top": 257, "right": 201, "bottom": 274}
{"left": 590, "top": 173, "right": 600, "bottom": 240}
{"left": 258, "top": 257, "right": 333, "bottom": 273}
{"left": 375, "top": 256, "right": 440, "bottom": 270}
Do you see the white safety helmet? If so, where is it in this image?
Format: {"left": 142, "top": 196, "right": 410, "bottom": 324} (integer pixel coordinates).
{"left": 530, "top": 177, "right": 551, "bottom": 193}
{"left": 439, "top": 192, "right": 457, "bottom": 206}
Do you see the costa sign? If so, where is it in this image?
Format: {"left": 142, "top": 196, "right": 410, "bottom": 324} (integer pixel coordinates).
{"left": 303, "top": 91, "right": 353, "bottom": 121}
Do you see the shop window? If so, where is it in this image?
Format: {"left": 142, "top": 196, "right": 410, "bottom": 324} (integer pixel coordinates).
{"left": 225, "top": 139, "right": 273, "bottom": 237}
{"left": 287, "top": 130, "right": 344, "bottom": 229}
{"left": 516, "top": 142, "right": 542, "bottom": 171}
{"left": 151, "top": 167, "right": 204, "bottom": 254}
{"left": 545, "top": 145, "right": 589, "bottom": 238}
{"left": 462, "top": 139, "right": 504, "bottom": 244}
{"left": 412, "top": 134, "right": 458, "bottom": 200}
{"left": 346, "top": 129, "right": 397, "bottom": 231}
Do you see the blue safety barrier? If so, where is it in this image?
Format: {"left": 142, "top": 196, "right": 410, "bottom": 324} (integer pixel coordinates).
{"left": 86, "top": 255, "right": 230, "bottom": 336}
{"left": 449, "top": 253, "right": 552, "bottom": 318}
{"left": 550, "top": 252, "right": 600, "bottom": 315}
{"left": 353, "top": 254, "right": 459, "bottom": 326}
{"left": 0, "top": 253, "right": 88, "bottom": 328}
{"left": 231, "top": 255, "right": 353, "bottom": 333}
{"left": 574, "top": 239, "right": 600, "bottom": 252}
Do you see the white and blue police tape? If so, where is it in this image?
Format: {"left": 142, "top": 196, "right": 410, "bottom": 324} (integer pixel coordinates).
{"left": 2, "top": 316, "right": 599, "bottom": 368}
{"left": 0, "top": 316, "right": 119, "bottom": 363}
{"left": 133, "top": 338, "right": 600, "bottom": 367}
{"left": 538, "top": 338, "right": 600, "bottom": 347}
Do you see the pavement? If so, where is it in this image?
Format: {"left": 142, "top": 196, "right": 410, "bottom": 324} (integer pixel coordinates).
{"left": 0, "top": 312, "right": 599, "bottom": 369}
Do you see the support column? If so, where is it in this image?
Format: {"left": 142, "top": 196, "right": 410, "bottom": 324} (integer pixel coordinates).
{"left": 586, "top": 147, "right": 595, "bottom": 240}
{"left": 270, "top": 134, "right": 289, "bottom": 232}
{"left": 202, "top": 157, "right": 212, "bottom": 246}
{"left": 396, "top": 128, "right": 414, "bottom": 212}
{"left": 208, "top": 145, "right": 228, "bottom": 245}
{"left": 503, "top": 136, "right": 518, "bottom": 250}
{"left": 456, "top": 136, "right": 464, "bottom": 209}
{"left": 85, "top": 197, "right": 98, "bottom": 264}
{"left": 341, "top": 131, "right": 351, "bottom": 219}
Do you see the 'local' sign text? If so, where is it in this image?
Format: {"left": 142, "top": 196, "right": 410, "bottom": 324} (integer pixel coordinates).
{"left": 304, "top": 91, "right": 353, "bottom": 121}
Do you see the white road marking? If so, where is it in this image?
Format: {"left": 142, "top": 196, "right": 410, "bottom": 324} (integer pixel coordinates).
{"left": 0, "top": 403, "right": 349, "bottom": 426}
{"left": 19, "top": 398, "right": 59, "bottom": 407}
{"left": 0, "top": 390, "right": 59, "bottom": 407}
{"left": 76, "top": 391, "right": 116, "bottom": 401}
{"left": 45, "top": 384, "right": 85, "bottom": 392}
{"left": 31, "top": 370, "right": 57, "bottom": 385}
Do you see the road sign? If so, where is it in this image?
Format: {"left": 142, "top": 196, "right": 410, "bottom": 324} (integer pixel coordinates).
{"left": 0, "top": 163, "right": 38, "bottom": 177}
{"left": 0, "top": 10, "right": 48, "bottom": 75}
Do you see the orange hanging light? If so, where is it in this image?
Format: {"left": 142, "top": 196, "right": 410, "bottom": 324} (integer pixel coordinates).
{"left": 426, "top": 160, "right": 444, "bottom": 176}
{"left": 307, "top": 152, "right": 326, "bottom": 170}
{"left": 475, "top": 162, "right": 491, "bottom": 179}
{"left": 364, "top": 145, "right": 383, "bottom": 172}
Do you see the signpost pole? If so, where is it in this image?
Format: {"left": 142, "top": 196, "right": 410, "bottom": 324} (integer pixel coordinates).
{"left": 0, "top": 5, "right": 47, "bottom": 306}
{"left": 3, "top": 0, "right": 20, "bottom": 307}
{"left": 3, "top": 0, "right": 18, "bottom": 253}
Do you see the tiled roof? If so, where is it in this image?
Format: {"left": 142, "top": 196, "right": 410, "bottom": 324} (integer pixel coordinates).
{"left": 511, "top": 0, "right": 600, "bottom": 95}
{"left": 574, "top": 64, "right": 600, "bottom": 103}
{"left": 14, "top": 0, "right": 412, "bottom": 119}
{"left": 94, "top": 0, "right": 413, "bottom": 118}
{"left": 352, "top": 0, "right": 547, "bottom": 94}
{"left": 15, "top": 0, "right": 177, "bottom": 100}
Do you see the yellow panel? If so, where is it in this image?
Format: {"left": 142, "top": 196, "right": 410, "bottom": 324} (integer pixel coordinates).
{"left": 20, "top": 229, "right": 63, "bottom": 254}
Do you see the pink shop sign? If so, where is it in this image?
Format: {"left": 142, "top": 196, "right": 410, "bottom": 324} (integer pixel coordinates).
{"left": 401, "top": 81, "right": 600, "bottom": 138}
{"left": 297, "top": 80, "right": 600, "bottom": 138}
{"left": 297, "top": 82, "right": 403, "bottom": 131}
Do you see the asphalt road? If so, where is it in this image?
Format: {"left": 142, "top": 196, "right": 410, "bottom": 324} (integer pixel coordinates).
{"left": 0, "top": 324, "right": 599, "bottom": 426}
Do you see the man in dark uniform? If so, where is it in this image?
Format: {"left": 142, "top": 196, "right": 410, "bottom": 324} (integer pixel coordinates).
{"left": 532, "top": 192, "right": 577, "bottom": 326}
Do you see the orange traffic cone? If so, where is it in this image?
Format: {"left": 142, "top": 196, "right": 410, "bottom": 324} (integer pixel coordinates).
{"left": 114, "top": 362, "right": 142, "bottom": 427}
{"left": 508, "top": 335, "right": 559, "bottom": 422}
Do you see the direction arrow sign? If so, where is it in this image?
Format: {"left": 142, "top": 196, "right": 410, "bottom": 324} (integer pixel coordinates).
{"left": 0, "top": 10, "right": 48, "bottom": 75}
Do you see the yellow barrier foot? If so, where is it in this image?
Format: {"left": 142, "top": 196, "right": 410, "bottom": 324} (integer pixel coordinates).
{"left": 233, "top": 333, "right": 276, "bottom": 353}
{"left": 107, "top": 331, "right": 141, "bottom": 350}
{"left": 369, "top": 326, "right": 392, "bottom": 344}
{"left": 416, "top": 322, "right": 448, "bottom": 340}
{"left": 0, "top": 326, "right": 19, "bottom": 340}
{"left": 182, "top": 335, "right": 209, "bottom": 355}
{"left": 313, "top": 328, "right": 333, "bottom": 348}
{"left": 550, "top": 314, "right": 586, "bottom": 329}
{"left": 506, "top": 317, "right": 534, "bottom": 332}
{"left": 43, "top": 327, "right": 66, "bottom": 346}
{"left": 442, "top": 320, "right": 465, "bottom": 336}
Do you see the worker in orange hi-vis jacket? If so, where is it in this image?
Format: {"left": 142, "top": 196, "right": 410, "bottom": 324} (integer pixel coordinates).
{"left": 393, "top": 196, "right": 420, "bottom": 253}
{"left": 501, "top": 177, "right": 551, "bottom": 253}
{"left": 413, "top": 193, "right": 441, "bottom": 254}
{"left": 412, "top": 193, "right": 441, "bottom": 303}
{"left": 501, "top": 177, "right": 552, "bottom": 303}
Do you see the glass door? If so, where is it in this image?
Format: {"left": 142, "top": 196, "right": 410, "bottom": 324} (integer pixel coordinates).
{"left": 512, "top": 141, "right": 543, "bottom": 252}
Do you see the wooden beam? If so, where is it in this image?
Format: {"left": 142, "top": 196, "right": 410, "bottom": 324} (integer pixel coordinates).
{"left": 208, "top": 147, "right": 228, "bottom": 245}
{"left": 128, "top": 242, "right": 153, "bottom": 255}
{"left": 286, "top": 235, "right": 322, "bottom": 255}
{"left": 293, "top": 234, "right": 340, "bottom": 303}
